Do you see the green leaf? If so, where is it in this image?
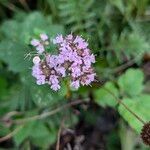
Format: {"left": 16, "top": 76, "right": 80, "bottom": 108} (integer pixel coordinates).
{"left": 0, "top": 124, "right": 10, "bottom": 137}
{"left": 14, "top": 121, "right": 57, "bottom": 148}
{"left": 20, "top": 12, "right": 64, "bottom": 43}
{"left": 0, "top": 12, "right": 62, "bottom": 41}
{"left": 30, "top": 82, "right": 67, "bottom": 108}
{"left": 109, "top": 0, "right": 124, "bottom": 14}
{"left": 20, "top": 72, "right": 67, "bottom": 107}
{"left": 112, "top": 30, "right": 149, "bottom": 59}
{"left": 94, "top": 82, "right": 119, "bottom": 107}
{"left": 118, "top": 69, "right": 144, "bottom": 97}
{"left": 0, "top": 41, "right": 30, "bottom": 73}
{"left": 0, "top": 76, "right": 7, "bottom": 97}
{"left": 0, "top": 11, "right": 64, "bottom": 73}
{"left": 58, "top": 0, "right": 95, "bottom": 33}
{"left": 119, "top": 121, "right": 137, "bottom": 150}
{"left": 118, "top": 94, "right": 150, "bottom": 133}
{"left": 14, "top": 123, "right": 34, "bottom": 146}
{"left": 30, "top": 85, "right": 62, "bottom": 107}
{"left": 30, "top": 121, "right": 57, "bottom": 148}
{"left": 0, "top": 20, "right": 21, "bottom": 41}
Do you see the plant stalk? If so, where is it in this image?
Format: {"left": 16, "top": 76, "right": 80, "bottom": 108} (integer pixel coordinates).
{"left": 103, "top": 87, "right": 145, "bottom": 125}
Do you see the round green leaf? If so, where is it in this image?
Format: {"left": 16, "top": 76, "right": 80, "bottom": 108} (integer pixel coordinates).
{"left": 94, "top": 82, "right": 119, "bottom": 107}
{"left": 118, "top": 69, "right": 144, "bottom": 97}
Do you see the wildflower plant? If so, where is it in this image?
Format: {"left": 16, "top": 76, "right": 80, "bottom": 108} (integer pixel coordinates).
{"left": 31, "top": 34, "right": 96, "bottom": 91}
{"left": 0, "top": 2, "right": 149, "bottom": 149}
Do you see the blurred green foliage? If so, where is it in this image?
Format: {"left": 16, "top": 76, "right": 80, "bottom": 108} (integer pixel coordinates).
{"left": 0, "top": 0, "right": 149, "bottom": 149}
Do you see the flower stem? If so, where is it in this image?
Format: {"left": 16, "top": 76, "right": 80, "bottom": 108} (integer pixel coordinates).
{"left": 103, "top": 87, "right": 145, "bottom": 125}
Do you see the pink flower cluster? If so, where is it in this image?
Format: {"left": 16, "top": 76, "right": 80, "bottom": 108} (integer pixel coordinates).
{"left": 31, "top": 33, "right": 49, "bottom": 54}
{"left": 31, "top": 34, "right": 96, "bottom": 91}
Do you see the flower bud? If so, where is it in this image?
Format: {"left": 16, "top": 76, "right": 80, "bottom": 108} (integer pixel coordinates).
{"left": 141, "top": 122, "right": 150, "bottom": 146}
{"left": 33, "top": 56, "right": 40, "bottom": 64}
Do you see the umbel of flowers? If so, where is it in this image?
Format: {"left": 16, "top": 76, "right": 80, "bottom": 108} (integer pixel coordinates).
{"left": 31, "top": 34, "right": 96, "bottom": 91}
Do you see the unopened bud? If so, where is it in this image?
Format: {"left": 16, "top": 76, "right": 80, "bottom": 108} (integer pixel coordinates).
{"left": 141, "top": 122, "right": 150, "bottom": 146}
{"left": 33, "top": 56, "right": 40, "bottom": 64}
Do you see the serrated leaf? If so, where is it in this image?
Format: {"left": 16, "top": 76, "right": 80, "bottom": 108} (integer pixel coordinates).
{"left": 58, "top": 0, "right": 95, "bottom": 32}
{"left": 94, "top": 82, "right": 119, "bottom": 107}
{"left": 118, "top": 94, "right": 150, "bottom": 133}
{"left": 112, "top": 30, "right": 149, "bottom": 58}
{"left": 118, "top": 69, "right": 144, "bottom": 97}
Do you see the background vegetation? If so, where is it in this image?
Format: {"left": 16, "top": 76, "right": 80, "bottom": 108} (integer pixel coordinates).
{"left": 0, "top": 0, "right": 150, "bottom": 149}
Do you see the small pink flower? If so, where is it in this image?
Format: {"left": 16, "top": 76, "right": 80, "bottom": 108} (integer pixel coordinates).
{"left": 77, "top": 41, "right": 88, "bottom": 49}
{"left": 83, "top": 55, "right": 95, "bottom": 67}
{"left": 36, "top": 75, "right": 46, "bottom": 85}
{"left": 81, "top": 73, "right": 96, "bottom": 86}
{"left": 32, "top": 64, "right": 42, "bottom": 77}
{"left": 36, "top": 44, "right": 45, "bottom": 54}
{"left": 48, "top": 55, "right": 58, "bottom": 68}
{"left": 90, "top": 54, "right": 95, "bottom": 63}
{"left": 66, "top": 34, "right": 73, "bottom": 40}
{"left": 53, "top": 35, "right": 64, "bottom": 44}
{"left": 70, "top": 65, "right": 82, "bottom": 78}
{"left": 51, "top": 84, "right": 60, "bottom": 91}
{"left": 82, "top": 49, "right": 90, "bottom": 56}
{"left": 32, "top": 64, "right": 46, "bottom": 85}
{"left": 40, "top": 33, "right": 49, "bottom": 41}
{"left": 49, "top": 75, "right": 59, "bottom": 84}
{"left": 31, "top": 39, "right": 40, "bottom": 46}
{"left": 74, "top": 36, "right": 84, "bottom": 44}
{"left": 70, "top": 80, "right": 80, "bottom": 89}
{"left": 56, "top": 66, "right": 66, "bottom": 77}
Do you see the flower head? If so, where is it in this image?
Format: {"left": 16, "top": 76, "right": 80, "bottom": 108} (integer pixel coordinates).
{"left": 31, "top": 34, "right": 96, "bottom": 91}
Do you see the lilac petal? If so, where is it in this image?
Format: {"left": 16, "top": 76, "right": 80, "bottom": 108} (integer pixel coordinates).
{"left": 36, "top": 44, "right": 45, "bottom": 54}
{"left": 36, "top": 76, "right": 46, "bottom": 85}
{"left": 53, "top": 35, "right": 64, "bottom": 44}
{"left": 40, "top": 33, "right": 49, "bottom": 41}
{"left": 31, "top": 39, "right": 40, "bottom": 46}
{"left": 51, "top": 84, "right": 60, "bottom": 91}
{"left": 70, "top": 80, "right": 80, "bottom": 89}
